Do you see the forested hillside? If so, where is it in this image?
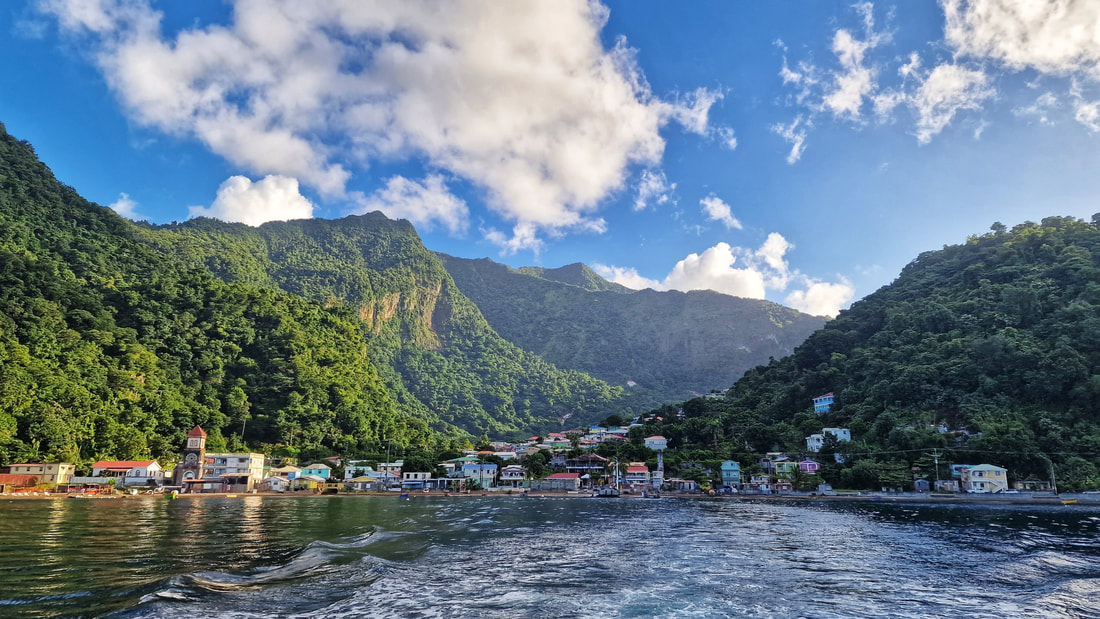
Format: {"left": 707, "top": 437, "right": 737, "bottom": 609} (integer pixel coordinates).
{"left": 440, "top": 254, "right": 825, "bottom": 409}
{"left": 138, "top": 216, "right": 623, "bottom": 438}
{"left": 0, "top": 123, "right": 428, "bottom": 466}
{"left": 634, "top": 217, "right": 1100, "bottom": 490}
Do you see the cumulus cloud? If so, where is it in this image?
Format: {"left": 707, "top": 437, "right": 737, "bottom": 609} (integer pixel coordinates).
{"left": 699, "top": 194, "right": 742, "bottom": 230}
{"left": 942, "top": 0, "right": 1100, "bottom": 77}
{"left": 822, "top": 3, "right": 885, "bottom": 119}
{"left": 634, "top": 169, "right": 676, "bottom": 211}
{"left": 108, "top": 192, "right": 140, "bottom": 219}
{"left": 41, "top": 0, "right": 721, "bottom": 251}
{"left": 785, "top": 279, "right": 855, "bottom": 317}
{"left": 593, "top": 233, "right": 853, "bottom": 316}
{"left": 189, "top": 175, "right": 314, "bottom": 226}
{"left": 355, "top": 175, "right": 468, "bottom": 234}
{"left": 1012, "top": 92, "right": 1059, "bottom": 124}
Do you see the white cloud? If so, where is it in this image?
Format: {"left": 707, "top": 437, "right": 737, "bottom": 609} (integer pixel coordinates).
{"left": 785, "top": 278, "right": 855, "bottom": 317}
{"left": 1075, "top": 99, "right": 1100, "bottom": 131}
{"left": 634, "top": 169, "right": 676, "bottom": 211}
{"left": 108, "top": 192, "right": 140, "bottom": 219}
{"left": 591, "top": 263, "right": 662, "bottom": 290}
{"left": 593, "top": 233, "right": 853, "bottom": 316}
{"left": 942, "top": 0, "right": 1100, "bottom": 78}
{"left": 822, "top": 27, "right": 877, "bottom": 119}
{"left": 699, "top": 194, "right": 742, "bottom": 230}
{"left": 355, "top": 175, "right": 468, "bottom": 234}
{"left": 772, "top": 116, "right": 808, "bottom": 164}
{"left": 42, "top": 0, "right": 721, "bottom": 249}
{"left": 716, "top": 126, "right": 738, "bottom": 150}
{"left": 911, "top": 64, "right": 995, "bottom": 144}
{"left": 1012, "top": 91, "right": 1059, "bottom": 124}
{"left": 664, "top": 243, "right": 766, "bottom": 299}
{"left": 189, "top": 175, "right": 314, "bottom": 226}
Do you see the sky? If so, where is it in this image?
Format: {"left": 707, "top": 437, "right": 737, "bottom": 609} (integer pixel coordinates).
{"left": 3, "top": 1, "right": 1100, "bottom": 317}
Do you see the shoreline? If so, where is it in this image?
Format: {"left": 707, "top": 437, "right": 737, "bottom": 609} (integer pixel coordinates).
{"left": 4, "top": 490, "right": 1099, "bottom": 506}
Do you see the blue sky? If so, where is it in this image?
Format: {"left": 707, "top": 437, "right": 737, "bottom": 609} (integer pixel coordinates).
{"left": 3, "top": 1, "right": 1100, "bottom": 316}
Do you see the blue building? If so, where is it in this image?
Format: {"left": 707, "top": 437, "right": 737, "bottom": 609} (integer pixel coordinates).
{"left": 720, "top": 461, "right": 741, "bottom": 488}
{"left": 813, "top": 393, "right": 835, "bottom": 414}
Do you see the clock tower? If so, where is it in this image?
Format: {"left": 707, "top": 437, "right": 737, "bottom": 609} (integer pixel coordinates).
{"left": 177, "top": 426, "right": 207, "bottom": 486}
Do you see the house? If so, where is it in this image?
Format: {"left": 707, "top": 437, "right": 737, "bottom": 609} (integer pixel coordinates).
{"left": 813, "top": 393, "right": 835, "bottom": 413}
{"left": 747, "top": 474, "right": 772, "bottom": 494}
{"left": 644, "top": 436, "right": 668, "bottom": 451}
{"left": 499, "top": 465, "right": 526, "bottom": 489}
{"left": 531, "top": 472, "right": 581, "bottom": 492}
{"left": 774, "top": 461, "right": 799, "bottom": 480}
{"left": 949, "top": 464, "right": 970, "bottom": 478}
{"left": 343, "top": 460, "right": 377, "bottom": 480}
{"left": 760, "top": 452, "right": 789, "bottom": 474}
{"left": 566, "top": 454, "right": 609, "bottom": 477}
{"left": 202, "top": 452, "right": 265, "bottom": 491}
{"left": 805, "top": 428, "right": 852, "bottom": 452}
{"left": 461, "top": 463, "right": 498, "bottom": 488}
{"left": 260, "top": 476, "right": 290, "bottom": 492}
{"left": 1014, "top": 480, "right": 1052, "bottom": 491}
{"left": 9, "top": 463, "right": 76, "bottom": 484}
{"left": 913, "top": 479, "right": 930, "bottom": 492}
{"left": 344, "top": 475, "right": 385, "bottom": 492}
{"left": 91, "top": 461, "right": 165, "bottom": 487}
{"left": 681, "top": 462, "right": 714, "bottom": 476}
{"left": 270, "top": 465, "right": 302, "bottom": 480}
{"left": 377, "top": 460, "right": 404, "bottom": 475}
{"left": 720, "top": 461, "right": 741, "bottom": 488}
{"left": 799, "top": 459, "right": 820, "bottom": 474}
{"left": 301, "top": 463, "right": 332, "bottom": 479}
{"left": 665, "top": 478, "right": 698, "bottom": 492}
{"left": 402, "top": 471, "right": 433, "bottom": 489}
{"left": 934, "top": 480, "right": 958, "bottom": 492}
{"left": 961, "top": 464, "right": 1009, "bottom": 493}
{"left": 624, "top": 464, "right": 650, "bottom": 486}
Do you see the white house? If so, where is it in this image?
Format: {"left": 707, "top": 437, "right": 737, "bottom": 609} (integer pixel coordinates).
{"left": 499, "top": 465, "right": 526, "bottom": 488}
{"left": 805, "top": 428, "right": 852, "bottom": 452}
{"left": 644, "top": 436, "right": 667, "bottom": 451}
{"left": 91, "top": 460, "right": 165, "bottom": 486}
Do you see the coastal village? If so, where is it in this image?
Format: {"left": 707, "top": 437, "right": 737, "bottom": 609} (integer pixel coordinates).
{"left": 0, "top": 394, "right": 1051, "bottom": 498}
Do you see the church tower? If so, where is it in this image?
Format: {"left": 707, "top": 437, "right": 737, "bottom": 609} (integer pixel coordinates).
{"left": 176, "top": 426, "right": 207, "bottom": 486}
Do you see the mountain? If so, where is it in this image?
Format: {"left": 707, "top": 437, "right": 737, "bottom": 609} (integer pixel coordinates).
{"left": 637, "top": 217, "right": 1100, "bottom": 491}
{"left": 515, "top": 262, "right": 632, "bottom": 293}
{"left": 138, "top": 216, "right": 623, "bottom": 439}
{"left": 0, "top": 123, "right": 426, "bottom": 465}
{"left": 438, "top": 254, "right": 827, "bottom": 409}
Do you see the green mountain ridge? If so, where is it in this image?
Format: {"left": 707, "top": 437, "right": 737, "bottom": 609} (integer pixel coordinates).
{"left": 439, "top": 253, "right": 827, "bottom": 410}
{"left": 638, "top": 217, "right": 1100, "bottom": 490}
{"left": 139, "top": 214, "right": 624, "bottom": 438}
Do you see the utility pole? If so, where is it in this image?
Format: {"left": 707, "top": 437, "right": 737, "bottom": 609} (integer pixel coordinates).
{"left": 1049, "top": 457, "right": 1058, "bottom": 495}
{"left": 931, "top": 449, "right": 940, "bottom": 484}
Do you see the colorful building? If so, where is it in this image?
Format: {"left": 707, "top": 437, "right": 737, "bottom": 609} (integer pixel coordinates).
{"left": 8, "top": 463, "right": 75, "bottom": 484}
{"left": 961, "top": 464, "right": 1008, "bottom": 493}
{"left": 720, "top": 461, "right": 741, "bottom": 488}
{"left": 813, "top": 393, "right": 835, "bottom": 414}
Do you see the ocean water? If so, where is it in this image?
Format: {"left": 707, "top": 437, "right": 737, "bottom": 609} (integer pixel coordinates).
{"left": 1, "top": 495, "right": 1099, "bottom": 618}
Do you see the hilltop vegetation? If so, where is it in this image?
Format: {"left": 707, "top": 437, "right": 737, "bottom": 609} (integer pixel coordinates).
{"left": 628, "top": 217, "right": 1100, "bottom": 490}
{"left": 0, "top": 123, "right": 628, "bottom": 468}
{"left": 440, "top": 254, "right": 825, "bottom": 409}
{"left": 0, "top": 124, "right": 428, "bottom": 466}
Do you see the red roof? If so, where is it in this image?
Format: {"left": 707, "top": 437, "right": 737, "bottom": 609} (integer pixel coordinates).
{"left": 187, "top": 426, "right": 207, "bottom": 438}
{"left": 92, "top": 460, "right": 155, "bottom": 469}
{"left": 546, "top": 473, "right": 580, "bottom": 479}
{"left": 645, "top": 435, "right": 666, "bottom": 440}
{"left": 10, "top": 463, "right": 45, "bottom": 468}
{"left": 626, "top": 466, "right": 648, "bottom": 473}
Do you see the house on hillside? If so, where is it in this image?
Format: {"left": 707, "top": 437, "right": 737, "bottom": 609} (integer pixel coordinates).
{"left": 813, "top": 393, "right": 835, "bottom": 414}
{"left": 799, "top": 459, "right": 820, "bottom": 474}
{"left": 805, "top": 428, "right": 851, "bottom": 452}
